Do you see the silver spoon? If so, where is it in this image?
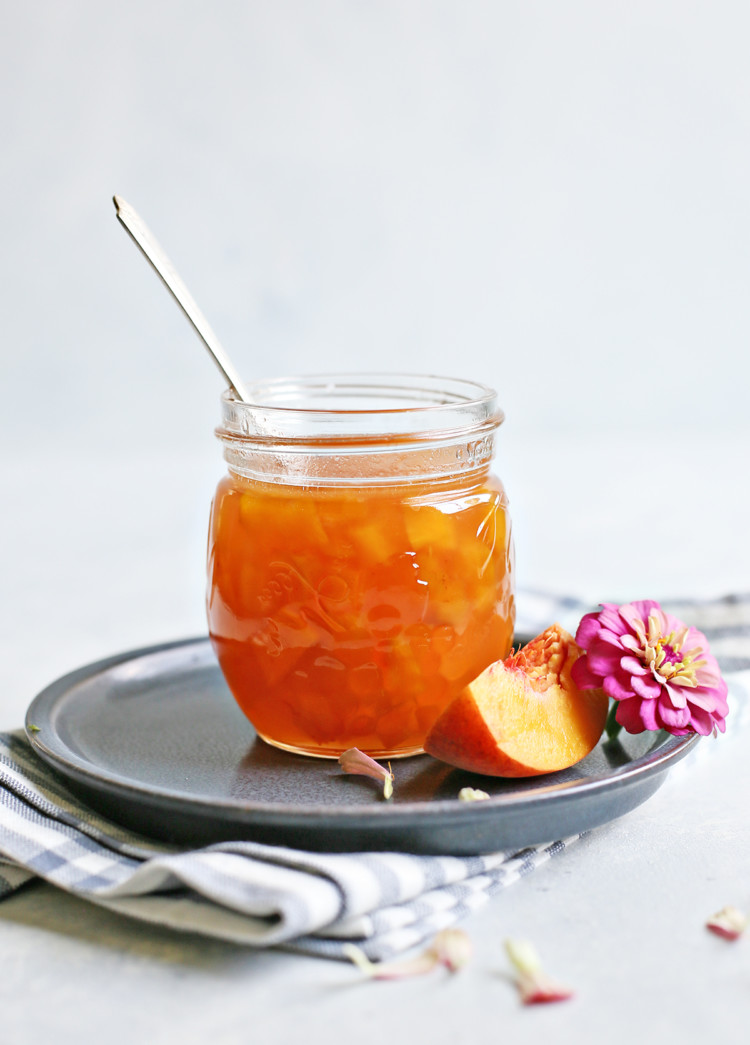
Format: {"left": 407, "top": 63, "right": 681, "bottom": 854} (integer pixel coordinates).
{"left": 113, "top": 195, "right": 250, "bottom": 402}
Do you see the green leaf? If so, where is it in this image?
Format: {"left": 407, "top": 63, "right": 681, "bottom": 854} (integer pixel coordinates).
{"left": 604, "top": 701, "right": 622, "bottom": 741}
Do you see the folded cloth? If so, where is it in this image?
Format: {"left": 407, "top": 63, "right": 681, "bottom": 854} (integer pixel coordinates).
{"left": 0, "top": 730, "right": 580, "bottom": 959}
{"left": 1, "top": 590, "right": 748, "bottom": 961}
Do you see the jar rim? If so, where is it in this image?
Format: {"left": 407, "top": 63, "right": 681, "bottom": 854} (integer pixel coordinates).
{"left": 217, "top": 372, "right": 504, "bottom": 443}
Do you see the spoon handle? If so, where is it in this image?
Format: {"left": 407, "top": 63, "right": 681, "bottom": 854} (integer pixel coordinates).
{"left": 113, "top": 195, "right": 249, "bottom": 402}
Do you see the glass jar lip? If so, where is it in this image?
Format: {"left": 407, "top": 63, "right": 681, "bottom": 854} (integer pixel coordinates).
{"left": 218, "top": 372, "right": 504, "bottom": 443}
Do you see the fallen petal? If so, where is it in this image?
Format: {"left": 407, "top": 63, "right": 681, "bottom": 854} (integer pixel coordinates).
{"left": 432, "top": 928, "right": 473, "bottom": 971}
{"left": 505, "top": 939, "right": 574, "bottom": 1005}
{"left": 342, "top": 944, "right": 438, "bottom": 980}
{"left": 458, "top": 787, "right": 491, "bottom": 802}
{"left": 338, "top": 747, "right": 394, "bottom": 799}
{"left": 706, "top": 906, "right": 747, "bottom": 941}
{"left": 343, "top": 929, "right": 472, "bottom": 980}
{"left": 518, "top": 974, "right": 576, "bottom": 1005}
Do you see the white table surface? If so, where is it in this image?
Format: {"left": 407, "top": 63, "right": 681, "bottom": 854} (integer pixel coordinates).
{"left": 1, "top": 428, "right": 748, "bottom": 1044}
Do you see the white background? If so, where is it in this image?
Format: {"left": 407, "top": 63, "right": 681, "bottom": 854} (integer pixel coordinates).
{"left": 1, "top": 0, "right": 749, "bottom": 724}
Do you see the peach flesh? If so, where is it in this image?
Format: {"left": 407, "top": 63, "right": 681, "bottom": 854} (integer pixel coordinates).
{"left": 424, "top": 624, "right": 609, "bottom": 777}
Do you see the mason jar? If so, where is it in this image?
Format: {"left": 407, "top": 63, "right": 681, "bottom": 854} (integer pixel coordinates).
{"left": 206, "top": 374, "right": 515, "bottom": 759}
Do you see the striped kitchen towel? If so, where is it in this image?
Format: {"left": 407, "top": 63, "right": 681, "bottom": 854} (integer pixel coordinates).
{"left": 0, "top": 728, "right": 579, "bottom": 960}
{"left": 0, "top": 590, "right": 747, "bottom": 961}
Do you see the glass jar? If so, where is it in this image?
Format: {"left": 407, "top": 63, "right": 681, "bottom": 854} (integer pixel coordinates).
{"left": 206, "top": 374, "right": 515, "bottom": 759}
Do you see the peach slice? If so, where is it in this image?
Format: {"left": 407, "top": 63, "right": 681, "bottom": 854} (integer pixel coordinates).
{"left": 424, "top": 624, "right": 608, "bottom": 777}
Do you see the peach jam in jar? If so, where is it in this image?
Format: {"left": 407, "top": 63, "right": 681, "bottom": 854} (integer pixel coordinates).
{"left": 206, "top": 375, "right": 514, "bottom": 759}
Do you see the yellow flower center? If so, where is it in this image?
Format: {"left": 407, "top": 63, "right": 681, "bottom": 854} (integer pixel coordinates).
{"left": 642, "top": 611, "right": 706, "bottom": 688}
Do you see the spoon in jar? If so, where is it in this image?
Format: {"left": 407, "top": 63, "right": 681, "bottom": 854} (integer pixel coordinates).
{"left": 113, "top": 195, "right": 250, "bottom": 402}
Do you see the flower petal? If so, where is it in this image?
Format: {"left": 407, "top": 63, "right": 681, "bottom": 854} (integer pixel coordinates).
{"left": 597, "top": 604, "right": 630, "bottom": 636}
{"left": 615, "top": 698, "right": 649, "bottom": 733}
{"left": 685, "top": 705, "right": 715, "bottom": 736}
{"left": 638, "top": 698, "right": 661, "bottom": 731}
{"left": 695, "top": 663, "right": 726, "bottom": 688}
{"left": 657, "top": 696, "right": 692, "bottom": 730}
{"left": 504, "top": 939, "right": 574, "bottom": 1005}
{"left": 575, "top": 612, "right": 604, "bottom": 649}
{"left": 619, "top": 600, "right": 661, "bottom": 631}
{"left": 620, "top": 655, "right": 648, "bottom": 676}
{"left": 338, "top": 748, "right": 394, "bottom": 799}
{"left": 571, "top": 657, "right": 603, "bottom": 690}
{"left": 706, "top": 906, "right": 747, "bottom": 941}
{"left": 603, "top": 672, "right": 635, "bottom": 701}
{"left": 686, "top": 623, "right": 711, "bottom": 645}
{"left": 649, "top": 605, "right": 671, "bottom": 637}
{"left": 458, "top": 787, "right": 490, "bottom": 802}
{"left": 662, "top": 682, "right": 688, "bottom": 709}
{"left": 684, "top": 690, "right": 726, "bottom": 715}
{"left": 343, "top": 945, "right": 438, "bottom": 979}
{"left": 620, "top": 633, "right": 641, "bottom": 652}
{"left": 663, "top": 611, "right": 689, "bottom": 637}
{"left": 587, "top": 633, "right": 626, "bottom": 675}
{"left": 631, "top": 673, "right": 662, "bottom": 700}
{"left": 343, "top": 929, "right": 472, "bottom": 979}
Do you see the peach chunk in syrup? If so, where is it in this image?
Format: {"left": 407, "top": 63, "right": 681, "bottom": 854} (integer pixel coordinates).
{"left": 207, "top": 471, "right": 514, "bottom": 758}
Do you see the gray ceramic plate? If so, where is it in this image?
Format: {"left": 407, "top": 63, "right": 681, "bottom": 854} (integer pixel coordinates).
{"left": 25, "top": 637, "right": 699, "bottom": 855}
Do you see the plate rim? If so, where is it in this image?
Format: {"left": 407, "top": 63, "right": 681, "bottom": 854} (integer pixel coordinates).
{"left": 24, "top": 636, "right": 701, "bottom": 824}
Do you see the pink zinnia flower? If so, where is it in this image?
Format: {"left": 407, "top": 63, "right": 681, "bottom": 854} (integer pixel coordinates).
{"left": 572, "top": 600, "right": 728, "bottom": 737}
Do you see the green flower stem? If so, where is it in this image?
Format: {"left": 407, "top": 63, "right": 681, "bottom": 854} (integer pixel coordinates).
{"left": 605, "top": 701, "right": 623, "bottom": 742}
